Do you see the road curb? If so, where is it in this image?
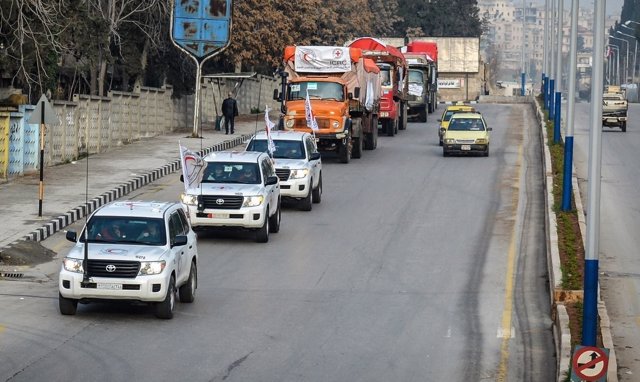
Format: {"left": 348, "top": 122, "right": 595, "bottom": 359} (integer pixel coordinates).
{"left": 0, "top": 133, "right": 251, "bottom": 256}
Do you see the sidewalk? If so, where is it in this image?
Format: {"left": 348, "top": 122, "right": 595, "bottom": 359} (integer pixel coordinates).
{"left": 0, "top": 115, "right": 265, "bottom": 259}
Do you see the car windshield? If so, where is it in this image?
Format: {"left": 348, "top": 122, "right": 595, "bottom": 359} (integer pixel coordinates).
{"left": 202, "top": 162, "right": 261, "bottom": 184}
{"left": 448, "top": 118, "right": 485, "bottom": 131}
{"left": 287, "top": 82, "right": 344, "bottom": 101}
{"left": 81, "top": 216, "right": 166, "bottom": 246}
{"left": 247, "top": 139, "right": 305, "bottom": 159}
{"left": 379, "top": 68, "right": 392, "bottom": 86}
{"left": 408, "top": 70, "right": 424, "bottom": 83}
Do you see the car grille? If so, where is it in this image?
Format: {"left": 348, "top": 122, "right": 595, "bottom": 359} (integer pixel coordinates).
{"left": 456, "top": 139, "right": 476, "bottom": 144}
{"left": 294, "top": 118, "right": 330, "bottom": 129}
{"left": 88, "top": 260, "right": 140, "bottom": 278}
{"left": 201, "top": 195, "right": 244, "bottom": 210}
{"left": 275, "top": 169, "right": 290, "bottom": 181}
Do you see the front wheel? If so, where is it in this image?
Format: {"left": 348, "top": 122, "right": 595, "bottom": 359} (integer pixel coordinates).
{"left": 269, "top": 203, "right": 281, "bottom": 232}
{"left": 300, "top": 186, "right": 313, "bottom": 211}
{"left": 256, "top": 208, "right": 270, "bottom": 242}
{"left": 59, "top": 293, "right": 78, "bottom": 315}
{"left": 155, "top": 276, "right": 176, "bottom": 319}
{"left": 352, "top": 136, "right": 363, "bottom": 159}
{"left": 179, "top": 261, "right": 197, "bottom": 303}
{"left": 621, "top": 122, "right": 627, "bottom": 132}
{"left": 312, "top": 174, "right": 322, "bottom": 204}
{"left": 338, "top": 136, "right": 351, "bottom": 163}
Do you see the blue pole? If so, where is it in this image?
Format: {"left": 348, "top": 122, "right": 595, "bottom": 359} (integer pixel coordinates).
{"left": 521, "top": 72, "right": 526, "bottom": 96}
{"left": 561, "top": 136, "right": 573, "bottom": 210}
{"left": 554, "top": 92, "right": 561, "bottom": 143}
{"left": 549, "top": 79, "right": 555, "bottom": 120}
{"left": 582, "top": 259, "right": 599, "bottom": 345}
{"left": 543, "top": 75, "right": 549, "bottom": 108}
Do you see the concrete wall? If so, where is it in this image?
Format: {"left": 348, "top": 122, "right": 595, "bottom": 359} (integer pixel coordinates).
{"left": 0, "top": 75, "right": 281, "bottom": 178}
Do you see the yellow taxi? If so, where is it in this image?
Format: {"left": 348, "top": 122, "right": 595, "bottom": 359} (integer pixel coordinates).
{"left": 437, "top": 104, "right": 476, "bottom": 146}
{"left": 442, "top": 112, "right": 491, "bottom": 157}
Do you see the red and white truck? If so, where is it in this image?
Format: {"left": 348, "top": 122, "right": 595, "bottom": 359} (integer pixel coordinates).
{"left": 349, "top": 37, "right": 408, "bottom": 137}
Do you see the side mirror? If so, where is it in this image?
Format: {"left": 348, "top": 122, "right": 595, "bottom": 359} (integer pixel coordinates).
{"left": 172, "top": 235, "right": 188, "bottom": 247}
{"left": 309, "top": 152, "right": 321, "bottom": 161}
{"left": 66, "top": 230, "right": 77, "bottom": 243}
{"left": 273, "top": 89, "right": 280, "bottom": 101}
{"left": 179, "top": 174, "right": 184, "bottom": 183}
{"left": 347, "top": 92, "right": 353, "bottom": 100}
{"left": 487, "top": 127, "right": 493, "bottom": 131}
{"left": 353, "top": 87, "right": 360, "bottom": 98}
{"left": 265, "top": 175, "right": 279, "bottom": 186}
{"left": 437, "top": 119, "right": 442, "bottom": 122}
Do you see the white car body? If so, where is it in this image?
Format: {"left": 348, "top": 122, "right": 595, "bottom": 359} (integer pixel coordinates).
{"left": 246, "top": 131, "right": 322, "bottom": 210}
{"left": 181, "top": 151, "right": 281, "bottom": 242}
{"left": 58, "top": 201, "right": 198, "bottom": 318}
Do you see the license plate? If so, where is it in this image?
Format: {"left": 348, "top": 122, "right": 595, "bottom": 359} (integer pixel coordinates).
{"left": 461, "top": 145, "right": 471, "bottom": 151}
{"left": 208, "top": 213, "right": 228, "bottom": 219}
{"left": 97, "top": 283, "right": 122, "bottom": 290}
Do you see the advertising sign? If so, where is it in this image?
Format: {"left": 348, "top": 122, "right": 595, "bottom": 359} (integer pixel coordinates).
{"left": 438, "top": 79, "right": 462, "bottom": 89}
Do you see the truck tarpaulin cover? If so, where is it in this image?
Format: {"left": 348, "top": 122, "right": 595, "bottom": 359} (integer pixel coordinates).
{"left": 283, "top": 46, "right": 380, "bottom": 112}
{"left": 406, "top": 41, "right": 438, "bottom": 62}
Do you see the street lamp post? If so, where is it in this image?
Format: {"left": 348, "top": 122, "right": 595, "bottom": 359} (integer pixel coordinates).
{"left": 621, "top": 22, "right": 638, "bottom": 83}
{"left": 607, "top": 45, "right": 620, "bottom": 84}
{"left": 609, "top": 35, "right": 629, "bottom": 83}
{"left": 617, "top": 29, "right": 637, "bottom": 84}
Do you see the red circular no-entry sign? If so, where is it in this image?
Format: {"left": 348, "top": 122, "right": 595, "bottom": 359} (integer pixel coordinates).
{"left": 572, "top": 346, "right": 609, "bottom": 381}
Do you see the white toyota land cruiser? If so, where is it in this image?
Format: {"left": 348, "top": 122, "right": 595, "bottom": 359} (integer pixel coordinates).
{"left": 58, "top": 201, "right": 199, "bottom": 319}
{"left": 180, "top": 151, "right": 281, "bottom": 242}
{"left": 246, "top": 130, "right": 322, "bottom": 211}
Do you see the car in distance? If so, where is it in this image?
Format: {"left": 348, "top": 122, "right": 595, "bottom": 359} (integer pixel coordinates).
{"left": 58, "top": 201, "right": 199, "bottom": 319}
{"left": 246, "top": 130, "right": 322, "bottom": 211}
{"left": 442, "top": 112, "right": 491, "bottom": 157}
{"left": 181, "top": 151, "right": 281, "bottom": 243}
{"left": 437, "top": 103, "right": 476, "bottom": 146}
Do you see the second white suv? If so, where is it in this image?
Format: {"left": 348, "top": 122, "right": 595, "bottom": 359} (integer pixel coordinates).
{"left": 246, "top": 131, "right": 322, "bottom": 211}
{"left": 181, "top": 151, "right": 281, "bottom": 242}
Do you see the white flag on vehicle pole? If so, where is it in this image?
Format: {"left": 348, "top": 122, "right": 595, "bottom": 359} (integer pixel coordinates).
{"left": 179, "top": 142, "right": 207, "bottom": 193}
{"left": 305, "top": 90, "right": 319, "bottom": 131}
{"left": 264, "top": 106, "right": 277, "bottom": 155}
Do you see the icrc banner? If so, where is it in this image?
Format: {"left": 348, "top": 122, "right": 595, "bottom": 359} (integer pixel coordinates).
{"left": 294, "top": 46, "right": 351, "bottom": 73}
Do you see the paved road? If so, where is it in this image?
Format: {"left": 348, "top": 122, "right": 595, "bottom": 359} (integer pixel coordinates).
{"left": 0, "top": 105, "right": 555, "bottom": 381}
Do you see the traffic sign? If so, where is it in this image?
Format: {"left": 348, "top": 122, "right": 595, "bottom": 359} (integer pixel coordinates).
{"left": 171, "top": 0, "right": 232, "bottom": 59}
{"left": 571, "top": 345, "right": 609, "bottom": 381}
{"left": 28, "top": 94, "right": 58, "bottom": 125}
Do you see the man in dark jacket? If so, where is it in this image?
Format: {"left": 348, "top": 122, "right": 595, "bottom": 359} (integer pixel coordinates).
{"left": 222, "top": 92, "right": 239, "bottom": 134}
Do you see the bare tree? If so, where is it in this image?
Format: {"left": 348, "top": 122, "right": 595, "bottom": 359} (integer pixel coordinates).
{"left": 0, "top": 0, "right": 67, "bottom": 99}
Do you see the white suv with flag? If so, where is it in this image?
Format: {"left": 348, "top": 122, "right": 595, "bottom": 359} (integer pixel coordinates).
{"left": 180, "top": 151, "right": 281, "bottom": 243}
{"left": 246, "top": 130, "right": 322, "bottom": 211}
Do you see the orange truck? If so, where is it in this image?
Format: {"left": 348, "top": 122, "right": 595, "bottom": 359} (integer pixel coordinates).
{"left": 348, "top": 37, "right": 408, "bottom": 137}
{"left": 275, "top": 46, "right": 381, "bottom": 163}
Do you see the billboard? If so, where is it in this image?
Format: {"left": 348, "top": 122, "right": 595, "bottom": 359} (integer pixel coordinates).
{"left": 172, "top": 0, "right": 232, "bottom": 59}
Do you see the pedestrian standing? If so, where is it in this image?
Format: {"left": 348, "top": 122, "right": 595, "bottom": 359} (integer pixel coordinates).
{"left": 222, "top": 92, "right": 239, "bottom": 134}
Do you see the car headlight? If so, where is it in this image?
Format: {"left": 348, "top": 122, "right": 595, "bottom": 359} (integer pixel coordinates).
{"left": 416, "top": 96, "right": 423, "bottom": 102}
{"left": 63, "top": 258, "right": 84, "bottom": 273}
{"left": 290, "top": 169, "right": 309, "bottom": 179}
{"left": 475, "top": 138, "right": 487, "bottom": 144}
{"left": 243, "top": 195, "right": 264, "bottom": 207}
{"left": 180, "top": 193, "right": 198, "bottom": 205}
{"left": 286, "top": 119, "right": 295, "bottom": 128}
{"left": 332, "top": 120, "right": 340, "bottom": 129}
{"left": 444, "top": 138, "right": 456, "bottom": 144}
{"left": 139, "top": 260, "right": 166, "bottom": 275}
